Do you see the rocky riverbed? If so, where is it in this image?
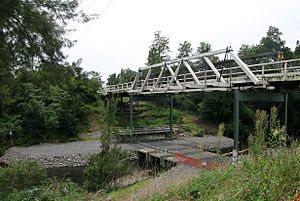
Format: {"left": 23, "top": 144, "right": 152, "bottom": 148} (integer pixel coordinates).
{"left": 0, "top": 135, "right": 233, "bottom": 168}
{"left": 0, "top": 140, "right": 101, "bottom": 168}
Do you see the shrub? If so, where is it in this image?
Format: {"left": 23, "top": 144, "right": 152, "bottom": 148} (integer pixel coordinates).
{"left": 84, "top": 147, "right": 133, "bottom": 191}
{"left": 0, "top": 160, "right": 46, "bottom": 193}
{"left": 4, "top": 179, "right": 86, "bottom": 201}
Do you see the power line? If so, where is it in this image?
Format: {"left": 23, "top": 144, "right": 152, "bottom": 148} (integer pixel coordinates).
{"left": 84, "top": 0, "right": 97, "bottom": 13}
{"left": 75, "top": 0, "right": 115, "bottom": 42}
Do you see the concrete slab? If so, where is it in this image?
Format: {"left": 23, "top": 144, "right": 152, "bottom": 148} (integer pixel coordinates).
{"left": 138, "top": 148, "right": 158, "bottom": 154}
{"left": 164, "top": 156, "right": 178, "bottom": 163}
{"left": 149, "top": 152, "right": 174, "bottom": 158}
{"left": 161, "top": 145, "right": 187, "bottom": 151}
{"left": 178, "top": 148, "right": 201, "bottom": 155}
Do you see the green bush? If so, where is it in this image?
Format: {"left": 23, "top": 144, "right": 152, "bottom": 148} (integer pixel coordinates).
{"left": 0, "top": 161, "right": 46, "bottom": 193}
{"left": 4, "top": 179, "right": 86, "bottom": 201}
{"left": 84, "top": 147, "right": 133, "bottom": 191}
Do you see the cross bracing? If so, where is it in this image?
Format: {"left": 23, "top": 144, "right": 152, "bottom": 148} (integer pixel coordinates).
{"left": 102, "top": 47, "right": 300, "bottom": 95}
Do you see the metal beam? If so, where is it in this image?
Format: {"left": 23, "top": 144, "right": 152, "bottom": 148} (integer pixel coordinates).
{"left": 183, "top": 61, "right": 202, "bottom": 85}
{"left": 166, "top": 64, "right": 183, "bottom": 89}
{"left": 153, "top": 65, "right": 165, "bottom": 88}
{"left": 130, "top": 95, "right": 133, "bottom": 139}
{"left": 131, "top": 71, "right": 140, "bottom": 90}
{"left": 239, "top": 92, "right": 285, "bottom": 102}
{"left": 140, "top": 68, "right": 152, "bottom": 92}
{"left": 140, "top": 48, "right": 230, "bottom": 71}
{"left": 169, "top": 96, "right": 173, "bottom": 138}
{"left": 203, "top": 57, "right": 226, "bottom": 83}
{"left": 131, "top": 95, "right": 171, "bottom": 102}
{"left": 233, "top": 89, "right": 240, "bottom": 162}
{"left": 229, "top": 52, "right": 259, "bottom": 85}
{"left": 284, "top": 93, "right": 288, "bottom": 133}
{"left": 169, "top": 61, "right": 181, "bottom": 86}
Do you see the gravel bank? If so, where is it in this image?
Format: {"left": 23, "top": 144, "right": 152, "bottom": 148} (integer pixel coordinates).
{"left": 0, "top": 136, "right": 233, "bottom": 168}
{"left": 0, "top": 141, "right": 101, "bottom": 168}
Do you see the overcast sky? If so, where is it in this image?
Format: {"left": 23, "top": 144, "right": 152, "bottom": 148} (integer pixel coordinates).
{"left": 64, "top": 0, "right": 300, "bottom": 81}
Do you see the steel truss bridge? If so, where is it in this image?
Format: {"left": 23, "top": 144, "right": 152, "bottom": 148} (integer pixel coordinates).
{"left": 102, "top": 47, "right": 300, "bottom": 95}
{"left": 101, "top": 47, "right": 300, "bottom": 160}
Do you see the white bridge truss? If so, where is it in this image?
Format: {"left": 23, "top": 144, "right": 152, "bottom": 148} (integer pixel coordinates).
{"left": 102, "top": 47, "right": 300, "bottom": 95}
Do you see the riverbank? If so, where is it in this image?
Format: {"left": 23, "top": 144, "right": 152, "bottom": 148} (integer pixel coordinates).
{"left": 0, "top": 135, "right": 233, "bottom": 168}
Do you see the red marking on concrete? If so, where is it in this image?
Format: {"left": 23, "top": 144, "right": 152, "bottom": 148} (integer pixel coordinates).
{"left": 175, "top": 152, "right": 215, "bottom": 170}
{"left": 175, "top": 152, "right": 200, "bottom": 167}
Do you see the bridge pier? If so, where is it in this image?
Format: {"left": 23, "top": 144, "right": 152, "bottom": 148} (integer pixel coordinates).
{"left": 233, "top": 90, "right": 288, "bottom": 162}
{"left": 130, "top": 95, "right": 133, "bottom": 140}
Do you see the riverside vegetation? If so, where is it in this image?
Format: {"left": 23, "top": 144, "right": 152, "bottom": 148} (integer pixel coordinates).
{"left": 1, "top": 107, "right": 299, "bottom": 201}
{"left": 149, "top": 107, "right": 300, "bottom": 201}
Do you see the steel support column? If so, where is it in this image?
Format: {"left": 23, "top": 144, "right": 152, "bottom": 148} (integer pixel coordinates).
{"left": 233, "top": 89, "right": 240, "bottom": 162}
{"left": 169, "top": 96, "right": 173, "bottom": 138}
{"left": 284, "top": 93, "right": 288, "bottom": 133}
{"left": 130, "top": 95, "right": 133, "bottom": 140}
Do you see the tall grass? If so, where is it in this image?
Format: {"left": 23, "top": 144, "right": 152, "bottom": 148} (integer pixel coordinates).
{"left": 149, "top": 107, "right": 300, "bottom": 201}
{"left": 150, "top": 143, "right": 300, "bottom": 201}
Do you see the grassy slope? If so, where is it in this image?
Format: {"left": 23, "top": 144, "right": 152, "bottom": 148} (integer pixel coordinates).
{"left": 107, "top": 180, "right": 146, "bottom": 201}
{"left": 149, "top": 145, "right": 300, "bottom": 201}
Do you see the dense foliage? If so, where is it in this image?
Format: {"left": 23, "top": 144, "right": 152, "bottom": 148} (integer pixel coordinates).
{"left": 4, "top": 179, "right": 86, "bottom": 201}
{"left": 0, "top": 161, "right": 46, "bottom": 194}
{"left": 0, "top": 62, "right": 102, "bottom": 146}
{"left": 0, "top": 0, "right": 90, "bottom": 69}
{"left": 0, "top": 1, "right": 101, "bottom": 148}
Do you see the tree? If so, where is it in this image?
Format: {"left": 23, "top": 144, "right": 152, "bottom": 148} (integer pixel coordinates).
{"left": 107, "top": 73, "right": 118, "bottom": 85}
{"left": 294, "top": 40, "right": 300, "bottom": 58}
{"left": 0, "top": 1, "right": 104, "bottom": 148}
{"left": 0, "top": 0, "right": 91, "bottom": 70}
{"left": 239, "top": 44, "right": 261, "bottom": 58}
{"left": 107, "top": 68, "right": 136, "bottom": 85}
{"left": 258, "top": 26, "right": 293, "bottom": 59}
{"left": 0, "top": 0, "right": 91, "bottom": 143}
{"left": 196, "top": 42, "right": 212, "bottom": 54}
{"left": 147, "top": 31, "right": 170, "bottom": 65}
{"left": 177, "top": 40, "right": 193, "bottom": 58}
{"left": 259, "top": 26, "right": 285, "bottom": 53}
{"left": 117, "top": 68, "right": 136, "bottom": 84}
{"left": 239, "top": 26, "right": 293, "bottom": 61}
{"left": 194, "top": 42, "right": 218, "bottom": 69}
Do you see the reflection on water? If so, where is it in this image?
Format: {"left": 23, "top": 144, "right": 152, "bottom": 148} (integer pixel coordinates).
{"left": 46, "top": 166, "right": 86, "bottom": 184}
